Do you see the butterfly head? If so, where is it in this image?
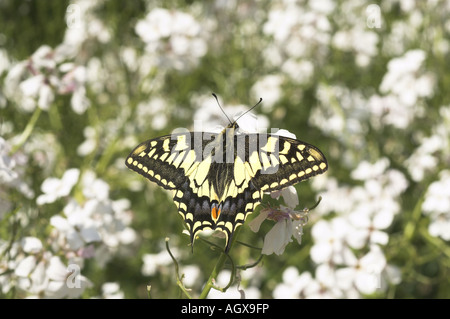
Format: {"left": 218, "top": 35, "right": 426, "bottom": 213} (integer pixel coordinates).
{"left": 212, "top": 93, "right": 262, "bottom": 133}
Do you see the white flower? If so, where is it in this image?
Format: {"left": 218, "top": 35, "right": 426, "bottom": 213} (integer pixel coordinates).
{"left": 0, "top": 138, "right": 34, "bottom": 200}
{"left": 310, "top": 218, "right": 354, "bottom": 264}
{"left": 269, "top": 186, "right": 299, "bottom": 208}
{"left": 0, "top": 137, "right": 17, "bottom": 182}
{"left": 180, "top": 265, "right": 202, "bottom": 288}
{"left": 21, "top": 237, "right": 43, "bottom": 254}
{"left": 58, "top": 66, "right": 90, "bottom": 114}
{"left": 70, "top": 84, "right": 90, "bottom": 114}
{"left": 45, "top": 256, "right": 92, "bottom": 298}
{"left": 250, "top": 75, "right": 284, "bottom": 112}
{"left": 49, "top": 192, "right": 134, "bottom": 267}
{"left": 29, "top": 258, "right": 49, "bottom": 294}
{"left": 346, "top": 209, "right": 392, "bottom": 248}
{"left": 50, "top": 200, "right": 103, "bottom": 250}
{"left": 0, "top": 48, "right": 11, "bottom": 76}
{"left": 135, "top": 97, "right": 169, "bottom": 131}
{"left": 16, "top": 45, "right": 60, "bottom": 111}
{"left": 422, "top": 171, "right": 450, "bottom": 214}
{"left": 135, "top": 8, "right": 172, "bottom": 42}
{"left": 101, "top": 282, "right": 124, "bottom": 299}
{"left": 273, "top": 267, "right": 312, "bottom": 298}
{"left": 309, "top": 0, "right": 336, "bottom": 14}
{"left": 36, "top": 168, "right": 80, "bottom": 205}
{"left": 38, "top": 82, "right": 55, "bottom": 110}
{"left": 135, "top": 8, "right": 209, "bottom": 70}
{"left": 50, "top": 214, "right": 100, "bottom": 251}
{"left": 368, "top": 94, "right": 411, "bottom": 129}
{"left": 406, "top": 135, "right": 442, "bottom": 182}
{"left": 428, "top": 215, "right": 450, "bottom": 241}
{"left": 20, "top": 74, "right": 45, "bottom": 98}
{"left": 351, "top": 158, "right": 390, "bottom": 180}
{"left": 263, "top": 0, "right": 331, "bottom": 66}
{"left": 62, "top": 1, "right": 110, "bottom": 51}
{"left": 332, "top": 27, "right": 379, "bottom": 66}
{"left": 77, "top": 126, "right": 97, "bottom": 156}
{"left": 249, "top": 179, "right": 318, "bottom": 255}
{"left": 250, "top": 205, "right": 308, "bottom": 256}
{"left": 261, "top": 216, "right": 294, "bottom": 255}
{"left": 15, "top": 255, "right": 37, "bottom": 277}
{"left": 141, "top": 248, "right": 180, "bottom": 276}
{"left": 369, "top": 50, "right": 435, "bottom": 128}
{"left": 335, "top": 245, "right": 387, "bottom": 295}
{"left": 81, "top": 170, "right": 110, "bottom": 201}
{"left": 273, "top": 265, "right": 344, "bottom": 299}
{"left": 304, "top": 264, "right": 344, "bottom": 298}
{"left": 281, "top": 59, "right": 314, "bottom": 84}
{"left": 422, "top": 170, "right": 450, "bottom": 241}
{"left": 5, "top": 44, "right": 90, "bottom": 113}
{"left": 206, "top": 270, "right": 261, "bottom": 299}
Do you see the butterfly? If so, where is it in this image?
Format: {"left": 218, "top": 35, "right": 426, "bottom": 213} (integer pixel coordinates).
{"left": 125, "top": 95, "right": 328, "bottom": 251}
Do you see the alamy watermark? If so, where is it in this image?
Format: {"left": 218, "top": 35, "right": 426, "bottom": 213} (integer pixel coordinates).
{"left": 66, "top": 264, "right": 81, "bottom": 288}
{"left": 66, "top": 4, "right": 82, "bottom": 29}
{"left": 366, "top": 4, "right": 382, "bottom": 29}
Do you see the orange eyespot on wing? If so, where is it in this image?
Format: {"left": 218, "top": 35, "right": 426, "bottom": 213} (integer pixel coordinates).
{"left": 211, "top": 205, "right": 221, "bottom": 221}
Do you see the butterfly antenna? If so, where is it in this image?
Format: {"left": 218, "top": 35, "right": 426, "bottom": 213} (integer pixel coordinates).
{"left": 234, "top": 97, "right": 263, "bottom": 123}
{"left": 212, "top": 93, "right": 232, "bottom": 125}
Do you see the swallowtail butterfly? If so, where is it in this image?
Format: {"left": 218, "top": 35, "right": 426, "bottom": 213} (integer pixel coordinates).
{"left": 126, "top": 97, "right": 328, "bottom": 251}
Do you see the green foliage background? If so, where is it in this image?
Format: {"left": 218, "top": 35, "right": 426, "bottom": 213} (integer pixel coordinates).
{"left": 1, "top": 0, "right": 449, "bottom": 298}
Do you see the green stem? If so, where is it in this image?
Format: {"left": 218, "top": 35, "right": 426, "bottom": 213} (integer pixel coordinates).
{"left": 198, "top": 226, "right": 241, "bottom": 299}
{"left": 146, "top": 285, "right": 152, "bottom": 299}
{"left": 96, "top": 138, "right": 118, "bottom": 175}
{"left": 11, "top": 107, "right": 42, "bottom": 154}
{"left": 165, "top": 238, "right": 192, "bottom": 299}
{"left": 420, "top": 228, "right": 450, "bottom": 260}
{"left": 404, "top": 190, "right": 426, "bottom": 241}
{"left": 237, "top": 254, "right": 263, "bottom": 270}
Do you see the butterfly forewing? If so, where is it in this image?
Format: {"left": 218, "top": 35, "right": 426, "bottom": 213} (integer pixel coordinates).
{"left": 126, "top": 133, "right": 194, "bottom": 190}
{"left": 243, "top": 134, "right": 328, "bottom": 193}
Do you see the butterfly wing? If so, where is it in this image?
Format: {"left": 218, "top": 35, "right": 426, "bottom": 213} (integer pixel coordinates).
{"left": 205, "top": 133, "right": 328, "bottom": 250}
{"left": 126, "top": 131, "right": 234, "bottom": 248}
{"left": 242, "top": 134, "right": 328, "bottom": 193}
{"left": 125, "top": 132, "right": 201, "bottom": 190}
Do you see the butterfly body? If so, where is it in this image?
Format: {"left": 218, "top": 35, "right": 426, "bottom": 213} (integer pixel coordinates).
{"left": 126, "top": 120, "right": 327, "bottom": 251}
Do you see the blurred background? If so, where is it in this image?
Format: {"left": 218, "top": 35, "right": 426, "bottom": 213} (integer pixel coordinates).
{"left": 0, "top": 0, "right": 449, "bottom": 298}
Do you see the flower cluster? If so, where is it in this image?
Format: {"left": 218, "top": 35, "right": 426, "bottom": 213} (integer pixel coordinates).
{"left": 0, "top": 166, "right": 135, "bottom": 297}
{"left": 0, "top": 236, "right": 91, "bottom": 298}
{"left": 405, "top": 104, "right": 450, "bottom": 182}
{"left": 135, "top": 7, "right": 210, "bottom": 71}
{"left": 4, "top": 45, "right": 89, "bottom": 114}
{"left": 271, "top": 158, "right": 406, "bottom": 298}
{"left": 0, "top": 138, "right": 34, "bottom": 219}
{"left": 368, "top": 49, "right": 435, "bottom": 129}
{"left": 422, "top": 170, "right": 450, "bottom": 241}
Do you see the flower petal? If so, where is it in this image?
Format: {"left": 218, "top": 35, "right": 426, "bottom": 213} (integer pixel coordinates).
{"left": 262, "top": 219, "right": 292, "bottom": 255}
{"left": 248, "top": 209, "right": 269, "bottom": 233}
{"left": 21, "top": 237, "right": 43, "bottom": 254}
